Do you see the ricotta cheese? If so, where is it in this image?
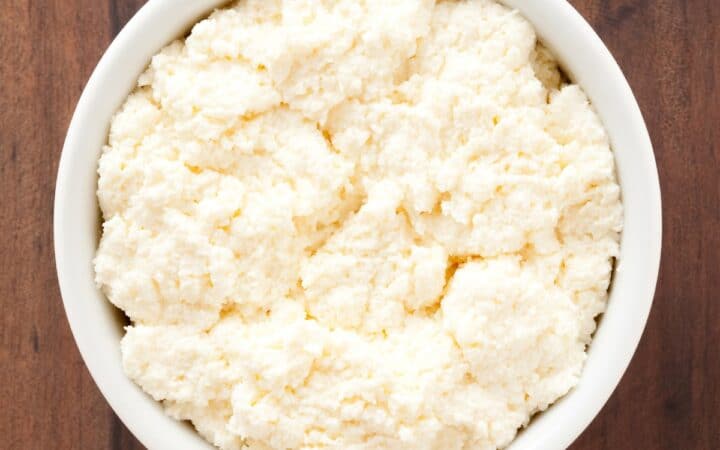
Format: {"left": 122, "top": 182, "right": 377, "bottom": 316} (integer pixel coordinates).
{"left": 95, "top": 0, "right": 623, "bottom": 449}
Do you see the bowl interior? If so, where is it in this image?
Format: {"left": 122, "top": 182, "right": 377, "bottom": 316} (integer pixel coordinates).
{"left": 54, "top": 1, "right": 661, "bottom": 449}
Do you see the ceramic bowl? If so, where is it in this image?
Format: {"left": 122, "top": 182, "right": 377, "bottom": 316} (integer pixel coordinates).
{"left": 54, "top": 1, "right": 662, "bottom": 448}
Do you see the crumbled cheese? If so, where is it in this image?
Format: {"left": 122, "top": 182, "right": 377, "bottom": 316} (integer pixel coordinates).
{"left": 95, "top": 1, "right": 622, "bottom": 449}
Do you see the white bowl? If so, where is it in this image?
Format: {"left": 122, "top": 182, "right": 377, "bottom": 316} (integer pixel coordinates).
{"left": 54, "top": 1, "right": 662, "bottom": 449}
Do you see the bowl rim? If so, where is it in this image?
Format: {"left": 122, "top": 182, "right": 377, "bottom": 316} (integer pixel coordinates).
{"left": 54, "top": 1, "right": 662, "bottom": 449}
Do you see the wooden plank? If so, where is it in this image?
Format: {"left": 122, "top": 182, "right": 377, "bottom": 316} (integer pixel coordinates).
{"left": 0, "top": 0, "right": 716, "bottom": 448}
{"left": 571, "top": 0, "right": 720, "bottom": 448}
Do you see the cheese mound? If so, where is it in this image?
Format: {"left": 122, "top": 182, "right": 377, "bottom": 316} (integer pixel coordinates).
{"left": 95, "top": 1, "right": 623, "bottom": 449}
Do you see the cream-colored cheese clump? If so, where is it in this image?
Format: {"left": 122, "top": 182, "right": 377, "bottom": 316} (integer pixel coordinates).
{"left": 95, "top": 1, "right": 622, "bottom": 449}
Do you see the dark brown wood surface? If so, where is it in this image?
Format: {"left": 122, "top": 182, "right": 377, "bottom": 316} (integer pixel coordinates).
{"left": 1, "top": 1, "right": 717, "bottom": 449}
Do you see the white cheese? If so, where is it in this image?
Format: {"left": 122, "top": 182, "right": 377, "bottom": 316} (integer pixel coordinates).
{"left": 95, "top": 1, "right": 622, "bottom": 449}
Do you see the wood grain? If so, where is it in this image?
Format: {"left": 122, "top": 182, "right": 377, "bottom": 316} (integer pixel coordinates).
{"left": 0, "top": 1, "right": 717, "bottom": 449}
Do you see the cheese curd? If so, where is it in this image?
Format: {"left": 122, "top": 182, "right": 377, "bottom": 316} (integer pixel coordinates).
{"left": 95, "top": 0, "right": 623, "bottom": 449}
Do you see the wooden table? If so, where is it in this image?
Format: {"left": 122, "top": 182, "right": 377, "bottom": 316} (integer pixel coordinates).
{"left": 1, "top": 1, "right": 717, "bottom": 448}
